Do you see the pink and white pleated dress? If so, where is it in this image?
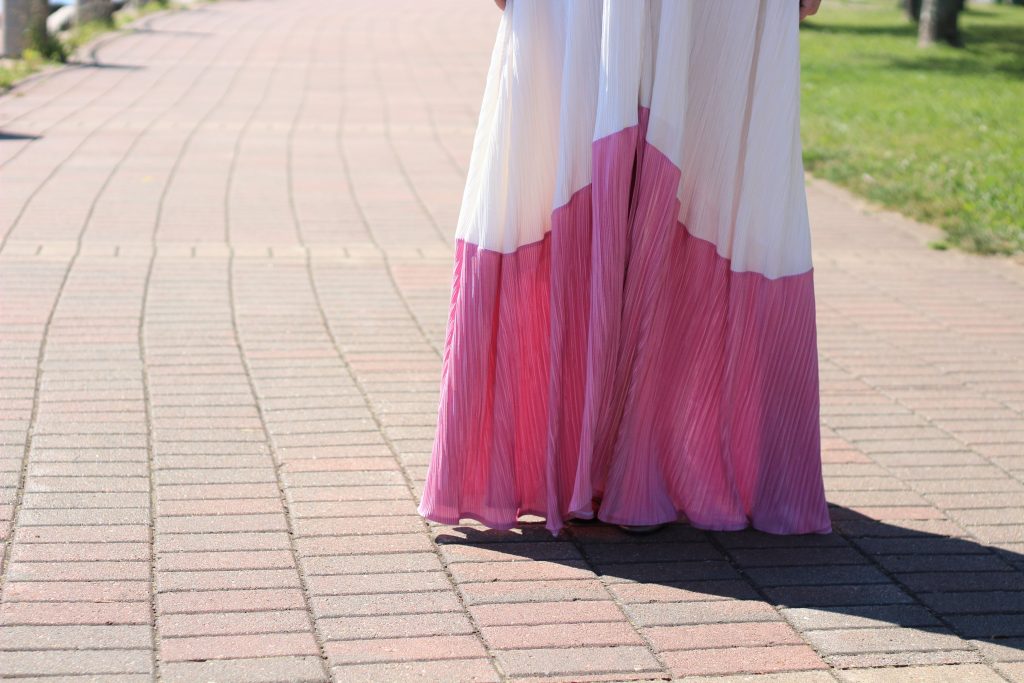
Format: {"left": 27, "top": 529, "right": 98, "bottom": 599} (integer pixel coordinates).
{"left": 418, "top": 0, "right": 832, "bottom": 537}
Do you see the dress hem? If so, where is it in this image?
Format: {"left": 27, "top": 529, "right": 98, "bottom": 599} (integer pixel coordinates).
{"left": 419, "top": 505, "right": 833, "bottom": 538}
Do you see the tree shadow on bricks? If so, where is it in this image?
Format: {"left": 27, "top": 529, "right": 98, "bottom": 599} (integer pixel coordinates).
{"left": 64, "top": 61, "right": 145, "bottom": 71}
{"left": 131, "top": 28, "right": 214, "bottom": 37}
{"left": 0, "top": 132, "right": 40, "bottom": 141}
{"left": 433, "top": 504, "right": 1024, "bottom": 665}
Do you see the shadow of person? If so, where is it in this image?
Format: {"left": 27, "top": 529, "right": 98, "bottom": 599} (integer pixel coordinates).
{"left": 433, "top": 504, "right": 1024, "bottom": 660}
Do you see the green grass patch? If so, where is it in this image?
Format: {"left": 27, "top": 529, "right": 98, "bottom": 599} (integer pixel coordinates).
{"left": 1, "top": 0, "right": 172, "bottom": 93}
{"left": 63, "top": 17, "right": 117, "bottom": 55}
{"left": 800, "top": 0, "right": 1024, "bottom": 254}
{"left": 65, "top": 1, "right": 171, "bottom": 52}
{"left": 0, "top": 49, "right": 48, "bottom": 90}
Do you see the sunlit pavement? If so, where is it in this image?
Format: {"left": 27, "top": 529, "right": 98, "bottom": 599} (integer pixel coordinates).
{"left": 0, "top": 1, "right": 1022, "bottom": 680}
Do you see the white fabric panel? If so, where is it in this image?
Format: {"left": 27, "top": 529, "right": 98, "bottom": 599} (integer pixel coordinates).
{"left": 728, "top": 1, "right": 813, "bottom": 277}
{"left": 592, "top": 0, "right": 646, "bottom": 141}
{"left": 454, "top": 1, "right": 565, "bottom": 253}
{"left": 658, "top": 0, "right": 812, "bottom": 277}
{"left": 552, "top": 2, "right": 601, "bottom": 211}
{"left": 639, "top": 0, "right": 661, "bottom": 110}
{"left": 456, "top": 0, "right": 814, "bottom": 279}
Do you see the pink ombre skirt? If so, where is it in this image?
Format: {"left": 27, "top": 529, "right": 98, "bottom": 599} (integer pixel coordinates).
{"left": 418, "top": 0, "right": 832, "bottom": 537}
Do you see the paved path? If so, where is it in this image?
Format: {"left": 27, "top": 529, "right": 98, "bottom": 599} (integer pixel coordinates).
{"left": 1, "top": 1, "right": 1022, "bottom": 681}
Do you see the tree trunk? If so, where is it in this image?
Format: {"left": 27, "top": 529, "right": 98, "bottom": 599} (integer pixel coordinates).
{"left": 919, "top": 0, "right": 939, "bottom": 45}
{"left": 28, "top": 0, "right": 48, "bottom": 40}
{"left": 2, "top": 0, "right": 30, "bottom": 57}
{"left": 26, "top": 0, "right": 62, "bottom": 59}
{"left": 918, "top": 0, "right": 964, "bottom": 47}
{"left": 903, "top": 0, "right": 923, "bottom": 22}
{"left": 78, "top": 0, "right": 115, "bottom": 25}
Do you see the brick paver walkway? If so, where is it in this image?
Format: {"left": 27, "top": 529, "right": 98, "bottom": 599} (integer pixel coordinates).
{"left": 1, "top": 1, "right": 1022, "bottom": 681}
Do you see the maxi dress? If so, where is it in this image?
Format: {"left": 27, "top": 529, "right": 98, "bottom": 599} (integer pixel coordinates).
{"left": 417, "top": 0, "right": 833, "bottom": 537}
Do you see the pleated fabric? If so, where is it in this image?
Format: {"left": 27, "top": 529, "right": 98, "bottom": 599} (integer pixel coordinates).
{"left": 418, "top": 0, "right": 832, "bottom": 537}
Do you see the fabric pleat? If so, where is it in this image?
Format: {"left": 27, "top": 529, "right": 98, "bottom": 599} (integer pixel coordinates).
{"left": 418, "top": 0, "right": 832, "bottom": 537}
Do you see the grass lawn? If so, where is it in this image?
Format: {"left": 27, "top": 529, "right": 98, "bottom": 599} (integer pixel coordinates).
{"left": 799, "top": 0, "right": 1023, "bottom": 254}
{"left": 0, "top": 50, "right": 50, "bottom": 90}
{"left": 0, "top": 1, "right": 173, "bottom": 93}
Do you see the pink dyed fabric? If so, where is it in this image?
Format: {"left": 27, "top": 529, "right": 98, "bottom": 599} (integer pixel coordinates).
{"left": 419, "top": 118, "right": 832, "bottom": 536}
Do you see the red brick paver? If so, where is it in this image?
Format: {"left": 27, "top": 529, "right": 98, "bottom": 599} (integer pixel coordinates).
{"left": 1, "top": 0, "right": 1022, "bottom": 680}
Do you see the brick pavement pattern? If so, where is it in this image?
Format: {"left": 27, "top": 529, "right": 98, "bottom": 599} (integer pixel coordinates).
{"left": 1, "top": 1, "right": 1022, "bottom": 681}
